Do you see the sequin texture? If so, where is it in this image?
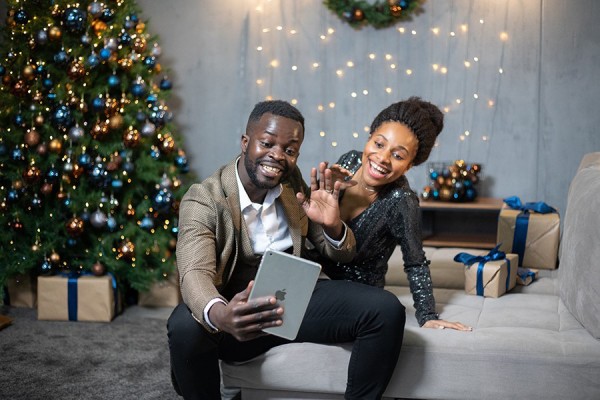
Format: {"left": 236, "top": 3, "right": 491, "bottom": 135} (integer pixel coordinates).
{"left": 320, "top": 150, "right": 438, "bottom": 326}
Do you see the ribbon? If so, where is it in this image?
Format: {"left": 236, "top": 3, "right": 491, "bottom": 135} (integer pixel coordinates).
{"left": 503, "top": 196, "right": 557, "bottom": 266}
{"left": 454, "top": 245, "right": 510, "bottom": 296}
{"left": 517, "top": 267, "right": 536, "bottom": 284}
{"left": 59, "top": 271, "right": 118, "bottom": 321}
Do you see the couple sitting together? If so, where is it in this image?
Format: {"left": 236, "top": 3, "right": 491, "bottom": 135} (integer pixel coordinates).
{"left": 168, "top": 97, "right": 472, "bottom": 400}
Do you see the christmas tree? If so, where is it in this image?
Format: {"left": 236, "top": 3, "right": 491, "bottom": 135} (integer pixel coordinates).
{"left": 0, "top": 0, "right": 191, "bottom": 297}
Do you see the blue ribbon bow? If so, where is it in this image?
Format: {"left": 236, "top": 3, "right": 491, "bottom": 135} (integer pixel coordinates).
{"left": 454, "top": 245, "right": 511, "bottom": 296}
{"left": 503, "top": 196, "right": 557, "bottom": 266}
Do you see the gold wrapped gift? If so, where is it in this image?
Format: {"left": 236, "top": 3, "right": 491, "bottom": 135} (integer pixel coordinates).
{"left": 37, "top": 274, "right": 119, "bottom": 322}
{"left": 496, "top": 199, "right": 560, "bottom": 270}
{"left": 5, "top": 274, "right": 37, "bottom": 308}
{"left": 138, "top": 273, "right": 181, "bottom": 308}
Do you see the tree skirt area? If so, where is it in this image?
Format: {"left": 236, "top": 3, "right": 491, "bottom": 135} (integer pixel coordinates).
{"left": 0, "top": 305, "right": 179, "bottom": 400}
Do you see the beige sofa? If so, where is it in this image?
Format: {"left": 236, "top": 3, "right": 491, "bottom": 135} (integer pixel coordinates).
{"left": 221, "top": 152, "right": 600, "bottom": 400}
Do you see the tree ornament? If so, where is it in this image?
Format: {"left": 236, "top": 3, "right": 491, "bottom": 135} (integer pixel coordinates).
{"left": 159, "top": 133, "right": 176, "bottom": 154}
{"left": 90, "top": 209, "right": 108, "bottom": 228}
{"left": 68, "top": 125, "right": 85, "bottom": 142}
{"left": 67, "top": 60, "right": 86, "bottom": 80}
{"left": 51, "top": 104, "right": 74, "bottom": 129}
{"left": 22, "top": 65, "right": 35, "bottom": 80}
{"left": 159, "top": 77, "right": 172, "bottom": 90}
{"left": 49, "top": 251, "right": 61, "bottom": 264}
{"left": 90, "top": 121, "right": 109, "bottom": 140}
{"left": 49, "top": 26, "right": 62, "bottom": 41}
{"left": 140, "top": 214, "right": 154, "bottom": 230}
{"left": 24, "top": 128, "right": 41, "bottom": 147}
{"left": 109, "top": 114, "right": 124, "bottom": 130}
{"left": 63, "top": 7, "right": 88, "bottom": 33}
{"left": 132, "top": 36, "right": 147, "bottom": 53}
{"left": 152, "top": 188, "right": 174, "bottom": 213}
{"left": 40, "top": 182, "right": 54, "bottom": 195}
{"left": 88, "top": 2, "right": 104, "bottom": 17}
{"left": 91, "top": 261, "right": 106, "bottom": 276}
{"left": 48, "top": 138, "right": 63, "bottom": 153}
{"left": 140, "top": 121, "right": 156, "bottom": 137}
{"left": 106, "top": 215, "right": 118, "bottom": 232}
{"left": 65, "top": 216, "right": 85, "bottom": 237}
{"left": 92, "top": 20, "right": 108, "bottom": 34}
{"left": 39, "top": 259, "right": 53, "bottom": 275}
{"left": 35, "top": 114, "right": 45, "bottom": 126}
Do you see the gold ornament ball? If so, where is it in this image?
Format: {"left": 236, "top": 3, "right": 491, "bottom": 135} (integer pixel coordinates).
{"left": 49, "top": 252, "right": 61, "bottom": 264}
{"left": 49, "top": 26, "right": 62, "bottom": 41}
{"left": 159, "top": 134, "right": 176, "bottom": 154}
{"left": 91, "top": 262, "right": 106, "bottom": 276}
{"left": 353, "top": 9, "right": 365, "bottom": 21}
{"left": 2, "top": 75, "right": 11, "bottom": 85}
{"left": 32, "top": 243, "right": 40, "bottom": 252}
{"left": 92, "top": 20, "right": 107, "bottom": 34}
{"left": 118, "top": 240, "right": 136, "bottom": 260}
{"left": 132, "top": 37, "right": 147, "bottom": 53}
{"left": 439, "top": 187, "right": 453, "bottom": 201}
{"left": 22, "top": 65, "right": 35, "bottom": 80}
{"left": 48, "top": 138, "right": 63, "bottom": 153}
{"left": 11, "top": 79, "right": 27, "bottom": 97}
{"left": 33, "top": 91, "right": 43, "bottom": 102}
{"left": 65, "top": 216, "right": 85, "bottom": 237}
{"left": 24, "top": 128, "right": 41, "bottom": 147}
{"left": 169, "top": 238, "right": 177, "bottom": 250}
{"left": 123, "top": 127, "right": 141, "bottom": 148}
{"left": 118, "top": 58, "right": 133, "bottom": 71}
{"left": 109, "top": 114, "right": 124, "bottom": 130}
{"left": 36, "top": 142, "right": 48, "bottom": 155}
{"left": 34, "top": 114, "right": 45, "bottom": 126}
{"left": 71, "top": 164, "right": 85, "bottom": 179}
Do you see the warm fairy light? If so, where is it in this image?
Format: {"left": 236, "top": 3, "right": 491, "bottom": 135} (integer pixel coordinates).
{"left": 329, "top": 102, "right": 335, "bottom": 108}
{"left": 385, "top": 87, "right": 392, "bottom": 94}
{"left": 456, "top": 99, "right": 462, "bottom": 104}
{"left": 390, "top": 64, "right": 396, "bottom": 69}
{"left": 351, "top": 92, "right": 357, "bottom": 97}
{"left": 460, "top": 135, "right": 466, "bottom": 141}
{"left": 500, "top": 32, "right": 509, "bottom": 41}
{"left": 432, "top": 27, "right": 440, "bottom": 35}
{"left": 352, "top": 132, "right": 359, "bottom": 138}
{"left": 398, "top": 27, "right": 405, "bottom": 33}
{"left": 482, "top": 135, "right": 488, "bottom": 141}
{"left": 443, "top": 107, "right": 450, "bottom": 113}
{"left": 450, "top": 31, "right": 456, "bottom": 37}
{"left": 256, "top": 79, "right": 263, "bottom": 85}
{"left": 327, "top": 28, "right": 335, "bottom": 35}
{"left": 320, "top": 131, "right": 326, "bottom": 137}
{"left": 291, "top": 65, "right": 297, "bottom": 71}
{"left": 432, "top": 64, "right": 439, "bottom": 71}
{"left": 473, "top": 56, "right": 479, "bottom": 62}
{"left": 265, "top": 95, "right": 273, "bottom": 100}
{"left": 317, "top": 105, "right": 324, "bottom": 111}
{"left": 488, "top": 100, "right": 495, "bottom": 107}
{"left": 363, "top": 126, "right": 370, "bottom": 132}
{"left": 262, "top": 28, "right": 270, "bottom": 33}
{"left": 291, "top": 99, "right": 298, "bottom": 105}
{"left": 290, "top": 29, "right": 297, "bottom": 35}
{"left": 255, "top": 5, "right": 263, "bottom": 12}
{"left": 368, "top": 53, "right": 376, "bottom": 60}
{"left": 312, "top": 62, "right": 319, "bottom": 68}
{"left": 473, "top": 93, "right": 479, "bottom": 99}
{"left": 362, "top": 89, "right": 369, "bottom": 95}
{"left": 461, "top": 24, "right": 468, "bottom": 32}
{"left": 346, "top": 61, "right": 354, "bottom": 67}
{"left": 270, "top": 59, "right": 279, "bottom": 68}
{"left": 464, "top": 130, "right": 470, "bottom": 136}
{"left": 464, "top": 61, "right": 471, "bottom": 68}
{"left": 406, "top": 69, "right": 413, "bottom": 75}
{"left": 336, "top": 69, "right": 344, "bottom": 77}
{"left": 411, "top": 30, "right": 417, "bottom": 35}
{"left": 480, "top": 19, "right": 485, "bottom": 24}
{"left": 440, "top": 67, "right": 448, "bottom": 74}
{"left": 499, "top": 68, "right": 504, "bottom": 74}
{"left": 320, "top": 34, "right": 326, "bottom": 40}
{"left": 331, "top": 141, "right": 338, "bottom": 147}
{"left": 385, "top": 54, "right": 392, "bottom": 60}
{"left": 276, "top": 26, "right": 283, "bottom": 31}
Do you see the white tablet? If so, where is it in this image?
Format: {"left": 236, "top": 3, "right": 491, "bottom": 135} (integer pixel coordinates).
{"left": 248, "top": 250, "right": 322, "bottom": 340}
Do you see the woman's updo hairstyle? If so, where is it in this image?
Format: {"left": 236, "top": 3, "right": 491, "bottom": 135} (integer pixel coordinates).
{"left": 369, "top": 96, "right": 444, "bottom": 166}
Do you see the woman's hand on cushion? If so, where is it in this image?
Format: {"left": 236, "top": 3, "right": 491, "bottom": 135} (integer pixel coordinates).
{"left": 423, "top": 319, "right": 472, "bottom": 331}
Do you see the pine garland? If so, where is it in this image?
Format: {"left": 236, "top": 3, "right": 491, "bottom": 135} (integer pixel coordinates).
{"left": 324, "top": 0, "right": 424, "bottom": 30}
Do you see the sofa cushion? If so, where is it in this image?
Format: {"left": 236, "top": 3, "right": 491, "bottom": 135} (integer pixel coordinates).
{"left": 222, "top": 286, "right": 600, "bottom": 399}
{"left": 559, "top": 152, "right": 600, "bottom": 339}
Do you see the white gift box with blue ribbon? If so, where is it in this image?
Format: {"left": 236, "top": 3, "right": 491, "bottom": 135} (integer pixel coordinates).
{"left": 496, "top": 196, "right": 560, "bottom": 270}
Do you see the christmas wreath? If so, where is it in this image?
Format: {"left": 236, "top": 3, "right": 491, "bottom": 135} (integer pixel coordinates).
{"left": 324, "top": 0, "right": 423, "bottom": 29}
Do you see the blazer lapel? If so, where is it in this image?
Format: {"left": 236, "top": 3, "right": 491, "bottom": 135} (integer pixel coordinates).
{"left": 222, "top": 160, "right": 254, "bottom": 259}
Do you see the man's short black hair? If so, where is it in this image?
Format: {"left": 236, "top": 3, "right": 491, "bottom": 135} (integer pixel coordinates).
{"left": 369, "top": 97, "right": 444, "bottom": 166}
{"left": 247, "top": 100, "right": 305, "bottom": 132}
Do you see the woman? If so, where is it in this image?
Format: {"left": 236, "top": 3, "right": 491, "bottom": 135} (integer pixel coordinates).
{"left": 314, "top": 97, "right": 471, "bottom": 331}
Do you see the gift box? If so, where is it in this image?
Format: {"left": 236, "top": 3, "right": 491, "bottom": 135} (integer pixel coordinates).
{"left": 516, "top": 267, "right": 538, "bottom": 286}
{"left": 454, "top": 246, "right": 518, "bottom": 298}
{"left": 138, "top": 273, "right": 181, "bottom": 308}
{"left": 37, "top": 274, "right": 119, "bottom": 322}
{"left": 496, "top": 196, "right": 560, "bottom": 270}
{"left": 3, "top": 274, "right": 37, "bottom": 308}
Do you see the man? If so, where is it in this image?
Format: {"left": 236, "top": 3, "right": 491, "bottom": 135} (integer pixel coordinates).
{"left": 168, "top": 100, "right": 405, "bottom": 399}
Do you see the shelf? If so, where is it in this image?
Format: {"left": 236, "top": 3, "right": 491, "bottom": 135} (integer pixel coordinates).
{"left": 420, "top": 197, "right": 503, "bottom": 249}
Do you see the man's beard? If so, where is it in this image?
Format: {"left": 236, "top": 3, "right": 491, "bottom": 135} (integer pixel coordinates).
{"left": 243, "top": 152, "right": 286, "bottom": 190}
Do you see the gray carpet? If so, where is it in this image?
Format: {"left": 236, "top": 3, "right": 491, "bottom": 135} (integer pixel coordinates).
{"left": 0, "top": 305, "right": 180, "bottom": 400}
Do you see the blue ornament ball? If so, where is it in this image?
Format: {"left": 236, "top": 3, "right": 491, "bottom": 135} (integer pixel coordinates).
{"left": 108, "top": 74, "right": 120, "bottom": 88}
{"left": 78, "top": 153, "right": 92, "bottom": 168}
{"left": 46, "top": 167, "right": 60, "bottom": 181}
{"left": 152, "top": 188, "right": 174, "bottom": 213}
{"left": 54, "top": 50, "right": 69, "bottom": 65}
{"left": 140, "top": 215, "right": 154, "bottom": 230}
{"left": 36, "top": 30, "right": 49, "bottom": 44}
{"left": 63, "top": 7, "right": 87, "bottom": 33}
{"left": 51, "top": 104, "right": 74, "bottom": 129}
{"left": 160, "top": 77, "right": 172, "bottom": 90}
{"left": 15, "top": 9, "right": 29, "bottom": 24}
{"left": 87, "top": 53, "right": 100, "bottom": 68}
{"left": 99, "top": 47, "right": 112, "bottom": 61}
{"left": 107, "top": 216, "right": 118, "bottom": 232}
{"left": 130, "top": 81, "right": 147, "bottom": 97}
{"left": 11, "top": 147, "right": 24, "bottom": 162}
{"left": 14, "top": 113, "right": 25, "bottom": 126}
{"left": 39, "top": 259, "right": 53, "bottom": 275}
